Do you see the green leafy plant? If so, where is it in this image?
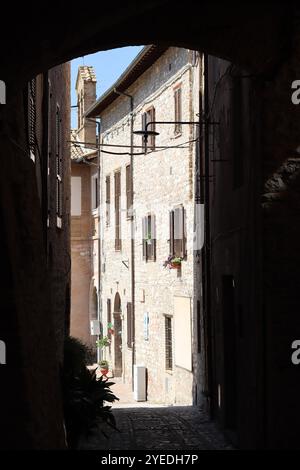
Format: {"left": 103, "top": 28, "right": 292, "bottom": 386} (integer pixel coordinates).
{"left": 96, "top": 336, "right": 110, "bottom": 349}
{"left": 163, "top": 255, "right": 183, "bottom": 268}
{"left": 62, "top": 336, "right": 119, "bottom": 449}
{"left": 99, "top": 359, "right": 109, "bottom": 369}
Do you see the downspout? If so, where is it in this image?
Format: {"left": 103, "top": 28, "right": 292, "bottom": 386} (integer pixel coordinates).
{"left": 97, "top": 120, "right": 102, "bottom": 364}
{"left": 88, "top": 118, "right": 102, "bottom": 363}
{"left": 114, "top": 89, "right": 135, "bottom": 390}
{"left": 201, "top": 53, "right": 213, "bottom": 416}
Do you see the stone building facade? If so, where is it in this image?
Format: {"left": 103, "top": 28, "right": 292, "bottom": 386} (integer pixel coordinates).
{"left": 87, "top": 46, "right": 201, "bottom": 404}
{"left": 70, "top": 66, "right": 99, "bottom": 354}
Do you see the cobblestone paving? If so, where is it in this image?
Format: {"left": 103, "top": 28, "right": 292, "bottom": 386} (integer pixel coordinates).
{"left": 80, "top": 406, "right": 233, "bottom": 450}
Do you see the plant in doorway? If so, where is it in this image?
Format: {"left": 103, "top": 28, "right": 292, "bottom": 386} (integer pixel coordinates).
{"left": 99, "top": 359, "right": 109, "bottom": 377}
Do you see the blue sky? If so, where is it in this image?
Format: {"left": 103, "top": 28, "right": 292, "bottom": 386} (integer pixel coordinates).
{"left": 71, "top": 46, "right": 144, "bottom": 128}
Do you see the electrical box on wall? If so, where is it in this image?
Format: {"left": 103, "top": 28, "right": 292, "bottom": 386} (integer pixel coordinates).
{"left": 90, "top": 320, "right": 100, "bottom": 336}
{"left": 133, "top": 365, "right": 146, "bottom": 401}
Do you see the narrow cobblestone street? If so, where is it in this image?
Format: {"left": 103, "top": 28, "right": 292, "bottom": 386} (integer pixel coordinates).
{"left": 80, "top": 378, "right": 233, "bottom": 450}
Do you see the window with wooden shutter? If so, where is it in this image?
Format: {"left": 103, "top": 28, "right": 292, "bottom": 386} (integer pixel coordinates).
{"left": 165, "top": 315, "right": 173, "bottom": 370}
{"left": 55, "top": 104, "right": 63, "bottom": 227}
{"left": 91, "top": 174, "right": 99, "bottom": 210}
{"left": 127, "top": 302, "right": 133, "bottom": 349}
{"left": 142, "top": 214, "right": 156, "bottom": 262}
{"left": 141, "top": 107, "right": 156, "bottom": 152}
{"left": 174, "top": 86, "right": 182, "bottom": 134}
{"left": 28, "top": 78, "right": 36, "bottom": 161}
{"left": 106, "top": 175, "right": 111, "bottom": 226}
{"left": 170, "top": 206, "right": 186, "bottom": 258}
{"left": 169, "top": 210, "right": 175, "bottom": 256}
{"left": 141, "top": 112, "right": 147, "bottom": 153}
{"left": 146, "top": 106, "right": 156, "bottom": 150}
{"left": 126, "top": 164, "right": 133, "bottom": 218}
{"left": 114, "top": 170, "right": 121, "bottom": 251}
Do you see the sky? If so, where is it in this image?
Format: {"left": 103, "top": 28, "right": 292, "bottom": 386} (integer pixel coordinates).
{"left": 71, "top": 46, "right": 144, "bottom": 128}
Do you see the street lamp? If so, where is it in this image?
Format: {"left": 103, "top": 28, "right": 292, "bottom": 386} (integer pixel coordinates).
{"left": 133, "top": 120, "right": 201, "bottom": 146}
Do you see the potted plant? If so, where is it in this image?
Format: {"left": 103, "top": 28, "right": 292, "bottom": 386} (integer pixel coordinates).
{"left": 107, "top": 322, "right": 114, "bottom": 335}
{"left": 96, "top": 336, "right": 110, "bottom": 349}
{"left": 163, "top": 255, "right": 183, "bottom": 269}
{"left": 99, "top": 359, "right": 109, "bottom": 377}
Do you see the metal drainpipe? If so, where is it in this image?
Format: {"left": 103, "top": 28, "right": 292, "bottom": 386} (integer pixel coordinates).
{"left": 114, "top": 89, "right": 135, "bottom": 390}
{"left": 97, "top": 120, "right": 102, "bottom": 364}
{"left": 88, "top": 118, "right": 102, "bottom": 363}
{"left": 203, "top": 53, "right": 214, "bottom": 417}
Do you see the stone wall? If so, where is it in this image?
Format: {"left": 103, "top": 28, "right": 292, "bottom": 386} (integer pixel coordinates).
{"left": 99, "top": 48, "right": 199, "bottom": 403}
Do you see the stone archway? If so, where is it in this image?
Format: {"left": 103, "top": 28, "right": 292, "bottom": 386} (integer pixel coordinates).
{"left": 113, "top": 292, "right": 123, "bottom": 377}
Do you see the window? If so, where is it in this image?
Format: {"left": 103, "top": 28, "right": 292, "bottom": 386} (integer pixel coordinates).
{"left": 107, "top": 298, "right": 112, "bottom": 351}
{"left": 142, "top": 214, "right": 156, "bottom": 261}
{"left": 126, "top": 164, "right": 133, "bottom": 218}
{"left": 28, "top": 78, "right": 36, "bottom": 162}
{"left": 55, "top": 104, "right": 63, "bottom": 227}
{"left": 165, "top": 316, "right": 173, "bottom": 370}
{"left": 127, "top": 302, "right": 133, "bottom": 349}
{"left": 107, "top": 299, "right": 111, "bottom": 324}
{"left": 114, "top": 170, "right": 121, "bottom": 251}
{"left": 71, "top": 176, "right": 81, "bottom": 216}
{"left": 141, "top": 106, "right": 156, "bottom": 152}
{"left": 174, "top": 85, "right": 182, "bottom": 134}
{"left": 169, "top": 206, "right": 186, "bottom": 258}
{"left": 106, "top": 175, "right": 111, "bottom": 226}
{"left": 91, "top": 174, "right": 99, "bottom": 210}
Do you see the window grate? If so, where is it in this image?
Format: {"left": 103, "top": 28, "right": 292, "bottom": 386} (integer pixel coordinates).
{"left": 165, "top": 316, "right": 173, "bottom": 370}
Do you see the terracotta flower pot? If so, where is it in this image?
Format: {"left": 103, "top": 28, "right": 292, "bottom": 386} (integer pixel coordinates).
{"left": 100, "top": 368, "right": 109, "bottom": 376}
{"left": 170, "top": 262, "right": 181, "bottom": 269}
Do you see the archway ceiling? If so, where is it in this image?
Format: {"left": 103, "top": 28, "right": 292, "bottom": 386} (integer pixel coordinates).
{"left": 1, "top": 1, "right": 289, "bottom": 89}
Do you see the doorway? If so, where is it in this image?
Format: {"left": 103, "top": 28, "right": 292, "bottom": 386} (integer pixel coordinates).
{"left": 113, "top": 292, "right": 123, "bottom": 377}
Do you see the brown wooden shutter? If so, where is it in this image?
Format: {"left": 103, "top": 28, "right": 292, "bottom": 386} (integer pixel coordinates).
{"left": 142, "top": 112, "right": 147, "bottom": 152}
{"left": 126, "top": 164, "right": 132, "bottom": 218}
{"left": 106, "top": 175, "right": 110, "bottom": 226}
{"left": 169, "top": 210, "right": 174, "bottom": 256}
{"left": 174, "top": 207, "right": 180, "bottom": 257}
{"left": 115, "top": 171, "right": 121, "bottom": 250}
{"left": 174, "top": 87, "right": 182, "bottom": 134}
{"left": 148, "top": 107, "right": 156, "bottom": 150}
{"left": 181, "top": 206, "right": 186, "bottom": 258}
{"left": 142, "top": 216, "right": 147, "bottom": 260}
{"left": 127, "top": 302, "right": 132, "bottom": 348}
{"left": 107, "top": 299, "right": 111, "bottom": 324}
{"left": 151, "top": 214, "right": 156, "bottom": 261}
